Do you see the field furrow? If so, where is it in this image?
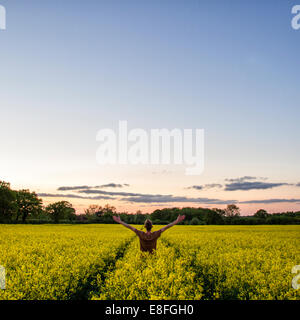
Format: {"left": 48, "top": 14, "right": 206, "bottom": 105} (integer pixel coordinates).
{"left": 93, "top": 234, "right": 203, "bottom": 300}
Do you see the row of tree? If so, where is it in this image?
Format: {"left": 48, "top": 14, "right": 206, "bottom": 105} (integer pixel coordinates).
{"left": 147, "top": 207, "right": 300, "bottom": 225}
{"left": 1, "top": 181, "right": 300, "bottom": 224}
{"left": 0, "top": 181, "right": 76, "bottom": 223}
{"left": 77, "top": 204, "right": 300, "bottom": 225}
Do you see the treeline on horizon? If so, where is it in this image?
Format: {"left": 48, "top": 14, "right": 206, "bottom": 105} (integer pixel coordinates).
{"left": 1, "top": 181, "right": 300, "bottom": 225}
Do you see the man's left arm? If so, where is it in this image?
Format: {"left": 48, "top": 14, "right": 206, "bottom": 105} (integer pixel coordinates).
{"left": 158, "top": 215, "right": 185, "bottom": 233}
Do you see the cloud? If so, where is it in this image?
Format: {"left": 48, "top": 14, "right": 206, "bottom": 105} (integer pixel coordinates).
{"left": 188, "top": 184, "right": 223, "bottom": 190}
{"left": 77, "top": 189, "right": 146, "bottom": 197}
{"left": 38, "top": 193, "right": 114, "bottom": 200}
{"left": 240, "top": 198, "right": 300, "bottom": 204}
{"left": 38, "top": 192, "right": 300, "bottom": 207}
{"left": 205, "top": 184, "right": 223, "bottom": 189}
{"left": 58, "top": 186, "right": 91, "bottom": 191}
{"left": 122, "top": 194, "right": 236, "bottom": 205}
{"left": 188, "top": 186, "right": 204, "bottom": 190}
{"left": 224, "top": 182, "right": 289, "bottom": 191}
{"left": 100, "top": 183, "right": 129, "bottom": 188}
{"left": 225, "top": 176, "right": 264, "bottom": 183}
{"left": 77, "top": 189, "right": 235, "bottom": 205}
{"left": 58, "top": 183, "right": 129, "bottom": 191}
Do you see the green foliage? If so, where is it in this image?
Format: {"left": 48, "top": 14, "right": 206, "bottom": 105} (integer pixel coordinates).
{"left": 254, "top": 209, "right": 269, "bottom": 219}
{"left": 225, "top": 204, "right": 241, "bottom": 217}
{"left": 0, "top": 181, "right": 16, "bottom": 222}
{"left": 15, "top": 190, "right": 43, "bottom": 223}
{"left": 46, "top": 201, "right": 75, "bottom": 223}
{"left": 0, "top": 180, "right": 299, "bottom": 225}
{"left": 190, "top": 217, "right": 201, "bottom": 225}
{"left": 204, "top": 210, "right": 224, "bottom": 225}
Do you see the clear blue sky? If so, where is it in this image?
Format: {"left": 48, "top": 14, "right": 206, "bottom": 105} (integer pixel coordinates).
{"left": 0, "top": 0, "right": 300, "bottom": 214}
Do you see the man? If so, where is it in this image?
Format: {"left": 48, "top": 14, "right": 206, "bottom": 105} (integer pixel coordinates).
{"left": 112, "top": 215, "right": 185, "bottom": 253}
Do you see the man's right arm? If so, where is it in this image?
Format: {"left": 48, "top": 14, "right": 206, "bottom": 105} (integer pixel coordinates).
{"left": 113, "top": 216, "right": 138, "bottom": 234}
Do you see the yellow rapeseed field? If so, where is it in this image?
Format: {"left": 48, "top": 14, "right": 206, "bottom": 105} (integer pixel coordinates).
{"left": 0, "top": 224, "right": 299, "bottom": 300}
{"left": 0, "top": 224, "right": 132, "bottom": 300}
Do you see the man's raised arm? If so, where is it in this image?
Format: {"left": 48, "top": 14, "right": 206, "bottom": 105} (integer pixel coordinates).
{"left": 113, "top": 216, "right": 138, "bottom": 233}
{"left": 159, "top": 215, "right": 185, "bottom": 233}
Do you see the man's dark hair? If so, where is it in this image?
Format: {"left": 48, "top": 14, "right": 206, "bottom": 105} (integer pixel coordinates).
{"left": 144, "top": 219, "right": 153, "bottom": 231}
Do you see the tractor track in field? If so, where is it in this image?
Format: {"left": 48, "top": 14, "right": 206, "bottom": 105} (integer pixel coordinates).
{"left": 69, "top": 236, "right": 135, "bottom": 300}
{"left": 161, "top": 238, "right": 216, "bottom": 300}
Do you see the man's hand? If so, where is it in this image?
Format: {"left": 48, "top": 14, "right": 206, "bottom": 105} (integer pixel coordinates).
{"left": 176, "top": 215, "right": 185, "bottom": 223}
{"left": 113, "top": 216, "right": 121, "bottom": 223}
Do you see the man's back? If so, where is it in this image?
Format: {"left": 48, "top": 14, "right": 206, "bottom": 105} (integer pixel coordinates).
{"left": 135, "top": 230, "right": 162, "bottom": 253}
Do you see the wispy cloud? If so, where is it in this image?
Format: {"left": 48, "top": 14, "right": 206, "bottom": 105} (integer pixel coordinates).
{"left": 188, "top": 184, "right": 223, "bottom": 190}
{"left": 224, "top": 181, "right": 289, "bottom": 191}
{"left": 77, "top": 189, "right": 147, "bottom": 197}
{"left": 38, "top": 193, "right": 114, "bottom": 200}
{"left": 58, "top": 183, "right": 129, "bottom": 191}
{"left": 38, "top": 192, "right": 300, "bottom": 207}
{"left": 40, "top": 176, "right": 300, "bottom": 207}
{"left": 240, "top": 198, "right": 300, "bottom": 204}
{"left": 77, "top": 189, "right": 234, "bottom": 204}
{"left": 58, "top": 186, "right": 92, "bottom": 191}
{"left": 39, "top": 191, "right": 235, "bottom": 205}
{"left": 122, "top": 194, "right": 236, "bottom": 204}
{"left": 225, "top": 176, "right": 267, "bottom": 183}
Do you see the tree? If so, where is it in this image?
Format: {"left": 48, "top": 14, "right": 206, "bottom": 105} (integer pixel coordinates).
{"left": 211, "top": 208, "right": 226, "bottom": 217}
{"left": 225, "top": 204, "right": 241, "bottom": 217}
{"left": 101, "top": 204, "right": 117, "bottom": 216}
{"left": 190, "top": 217, "right": 201, "bottom": 225}
{"left": 46, "top": 201, "right": 75, "bottom": 223}
{"left": 0, "top": 181, "right": 16, "bottom": 222}
{"left": 15, "top": 190, "right": 43, "bottom": 223}
{"left": 205, "top": 210, "right": 224, "bottom": 224}
{"left": 254, "top": 209, "right": 268, "bottom": 219}
{"left": 84, "top": 205, "right": 102, "bottom": 216}
{"left": 151, "top": 209, "right": 164, "bottom": 221}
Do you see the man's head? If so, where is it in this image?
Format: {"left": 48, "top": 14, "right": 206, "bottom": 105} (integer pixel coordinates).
{"left": 144, "top": 219, "right": 153, "bottom": 231}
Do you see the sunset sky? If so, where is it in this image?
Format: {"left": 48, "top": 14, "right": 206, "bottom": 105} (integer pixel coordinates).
{"left": 1, "top": 0, "right": 300, "bottom": 215}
